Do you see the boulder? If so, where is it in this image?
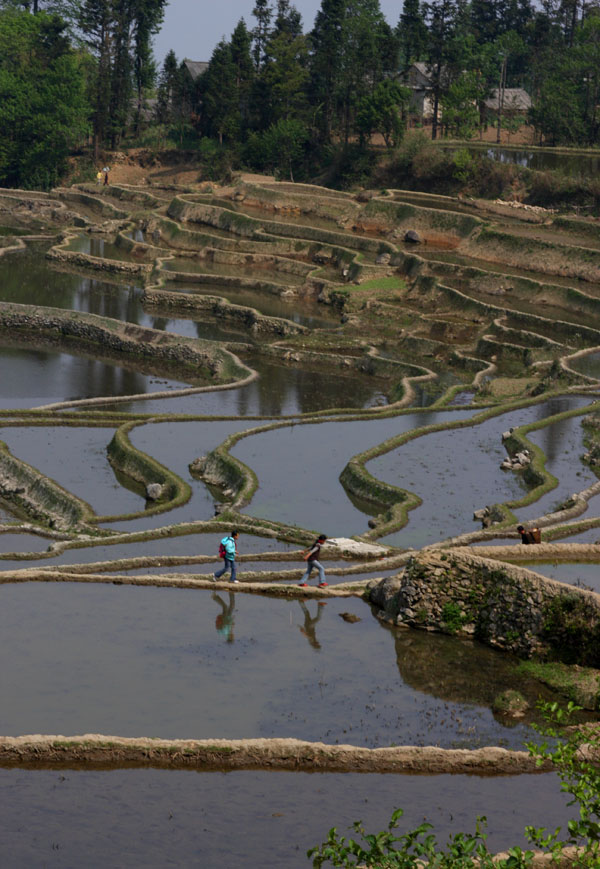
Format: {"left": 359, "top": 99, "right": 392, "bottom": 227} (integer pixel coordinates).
{"left": 146, "top": 483, "right": 164, "bottom": 501}
{"left": 404, "top": 229, "right": 422, "bottom": 244}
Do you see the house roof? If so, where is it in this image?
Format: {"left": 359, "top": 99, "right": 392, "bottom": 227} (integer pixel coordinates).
{"left": 184, "top": 60, "right": 209, "bottom": 81}
{"left": 484, "top": 88, "right": 532, "bottom": 111}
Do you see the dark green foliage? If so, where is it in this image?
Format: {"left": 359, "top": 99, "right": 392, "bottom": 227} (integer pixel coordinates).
{"left": 541, "top": 595, "right": 600, "bottom": 666}
{"left": 0, "top": 10, "right": 89, "bottom": 188}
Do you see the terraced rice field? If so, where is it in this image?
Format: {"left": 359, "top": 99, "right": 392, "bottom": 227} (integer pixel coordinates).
{"left": 1, "top": 177, "right": 600, "bottom": 864}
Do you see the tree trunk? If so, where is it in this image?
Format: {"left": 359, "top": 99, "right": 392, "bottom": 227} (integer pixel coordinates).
{"left": 496, "top": 56, "right": 507, "bottom": 144}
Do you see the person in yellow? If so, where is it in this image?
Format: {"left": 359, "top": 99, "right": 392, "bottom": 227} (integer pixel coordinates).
{"left": 96, "top": 170, "right": 103, "bottom": 185}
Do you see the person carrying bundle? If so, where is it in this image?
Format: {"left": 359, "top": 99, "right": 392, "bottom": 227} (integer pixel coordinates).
{"left": 517, "top": 524, "right": 541, "bottom": 544}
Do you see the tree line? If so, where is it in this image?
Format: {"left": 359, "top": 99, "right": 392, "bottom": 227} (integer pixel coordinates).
{"left": 0, "top": 0, "right": 600, "bottom": 188}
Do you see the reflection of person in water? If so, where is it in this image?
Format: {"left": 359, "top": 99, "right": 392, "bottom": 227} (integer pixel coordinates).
{"left": 298, "top": 600, "right": 327, "bottom": 650}
{"left": 213, "top": 591, "right": 235, "bottom": 643}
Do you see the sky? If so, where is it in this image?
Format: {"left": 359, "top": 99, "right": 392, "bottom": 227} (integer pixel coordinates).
{"left": 153, "top": 0, "right": 403, "bottom": 67}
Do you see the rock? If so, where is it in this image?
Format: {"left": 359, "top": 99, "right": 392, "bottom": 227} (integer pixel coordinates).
{"left": 339, "top": 613, "right": 361, "bottom": 623}
{"left": 404, "top": 230, "right": 422, "bottom": 244}
{"left": 369, "top": 575, "right": 403, "bottom": 609}
{"left": 492, "top": 689, "right": 529, "bottom": 718}
{"left": 189, "top": 456, "right": 207, "bottom": 475}
{"left": 501, "top": 428, "right": 514, "bottom": 441}
{"left": 146, "top": 483, "right": 164, "bottom": 501}
{"left": 375, "top": 253, "right": 391, "bottom": 265}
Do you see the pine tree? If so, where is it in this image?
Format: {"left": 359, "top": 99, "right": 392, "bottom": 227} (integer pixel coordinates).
{"left": 251, "top": 0, "right": 273, "bottom": 71}
{"left": 309, "top": 0, "right": 345, "bottom": 141}
{"left": 156, "top": 49, "right": 179, "bottom": 124}
{"left": 397, "top": 0, "right": 428, "bottom": 70}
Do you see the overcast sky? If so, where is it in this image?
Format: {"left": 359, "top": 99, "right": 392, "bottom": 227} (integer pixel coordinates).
{"left": 153, "top": 1, "right": 403, "bottom": 66}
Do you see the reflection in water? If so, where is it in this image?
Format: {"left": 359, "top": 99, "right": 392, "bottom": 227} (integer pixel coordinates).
{"left": 534, "top": 396, "right": 574, "bottom": 464}
{"left": 298, "top": 601, "right": 327, "bottom": 650}
{"left": 0, "top": 250, "right": 386, "bottom": 414}
{"left": 390, "top": 622, "right": 582, "bottom": 730}
{"left": 213, "top": 592, "right": 236, "bottom": 643}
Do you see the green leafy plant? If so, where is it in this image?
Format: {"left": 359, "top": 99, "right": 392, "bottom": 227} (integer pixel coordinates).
{"left": 308, "top": 809, "right": 534, "bottom": 867}
{"left": 309, "top": 702, "right": 600, "bottom": 867}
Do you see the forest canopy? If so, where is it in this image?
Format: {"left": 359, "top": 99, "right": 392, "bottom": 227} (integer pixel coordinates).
{"left": 1, "top": 0, "right": 600, "bottom": 188}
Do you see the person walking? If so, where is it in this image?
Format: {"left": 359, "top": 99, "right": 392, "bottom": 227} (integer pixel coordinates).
{"left": 299, "top": 534, "right": 328, "bottom": 588}
{"left": 96, "top": 170, "right": 103, "bottom": 185}
{"left": 102, "top": 166, "right": 110, "bottom": 186}
{"left": 213, "top": 530, "right": 239, "bottom": 583}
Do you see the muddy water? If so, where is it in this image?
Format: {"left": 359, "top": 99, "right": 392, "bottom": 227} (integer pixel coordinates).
{"left": 372, "top": 398, "right": 589, "bottom": 549}
{"left": 0, "top": 533, "right": 49, "bottom": 553}
{"left": 0, "top": 584, "right": 561, "bottom": 747}
{"left": 0, "top": 426, "right": 143, "bottom": 518}
{"left": 569, "top": 352, "right": 600, "bottom": 379}
{"left": 0, "top": 768, "right": 574, "bottom": 868}
{"left": 440, "top": 143, "right": 600, "bottom": 176}
{"left": 419, "top": 248, "right": 600, "bottom": 296}
{"left": 98, "top": 355, "right": 387, "bottom": 417}
{"left": 232, "top": 410, "right": 476, "bottom": 536}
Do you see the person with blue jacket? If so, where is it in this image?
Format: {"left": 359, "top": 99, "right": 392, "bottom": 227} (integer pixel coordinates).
{"left": 213, "top": 530, "right": 239, "bottom": 583}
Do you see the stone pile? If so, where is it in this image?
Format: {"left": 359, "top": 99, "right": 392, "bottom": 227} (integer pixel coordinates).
{"left": 369, "top": 549, "right": 600, "bottom": 660}
{"left": 500, "top": 449, "right": 531, "bottom": 470}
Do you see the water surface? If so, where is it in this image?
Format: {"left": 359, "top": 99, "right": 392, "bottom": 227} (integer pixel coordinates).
{"left": 0, "top": 584, "right": 557, "bottom": 748}
{"left": 0, "top": 768, "right": 575, "bottom": 869}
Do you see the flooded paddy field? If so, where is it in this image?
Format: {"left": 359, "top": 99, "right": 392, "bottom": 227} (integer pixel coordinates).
{"left": 162, "top": 280, "right": 337, "bottom": 329}
{"left": 63, "top": 235, "right": 142, "bottom": 262}
{"left": 0, "top": 583, "right": 562, "bottom": 747}
{"left": 233, "top": 409, "right": 476, "bottom": 536}
{"left": 0, "top": 343, "right": 196, "bottom": 409}
{"left": 522, "top": 561, "right": 600, "bottom": 591}
{"left": 372, "top": 398, "right": 589, "bottom": 549}
{"left": 0, "top": 768, "right": 575, "bottom": 869}
{"left": 162, "top": 256, "right": 308, "bottom": 286}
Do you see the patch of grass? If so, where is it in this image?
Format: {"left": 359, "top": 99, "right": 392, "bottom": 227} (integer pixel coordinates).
{"left": 517, "top": 659, "right": 600, "bottom": 709}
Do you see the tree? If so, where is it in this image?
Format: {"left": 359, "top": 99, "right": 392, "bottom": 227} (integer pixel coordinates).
{"left": 230, "top": 18, "right": 255, "bottom": 132}
{"left": 309, "top": 0, "right": 345, "bottom": 141}
{"left": 262, "top": 24, "right": 309, "bottom": 124}
{"left": 251, "top": 0, "right": 273, "bottom": 71}
{"left": 397, "top": 0, "right": 428, "bottom": 70}
{"left": 155, "top": 49, "right": 179, "bottom": 125}
{"left": 248, "top": 117, "right": 308, "bottom": 180}
{"left": 355, "top": 80, "right": 410, "bottom": 147}
{"left": 200, "top": 40, "right": 239, "bottom": 144}
{"left": 0, "top": 10, "right": 89, "bottom": 188}
{"left": 424, "top": 0, "right": 458, "bottom": 139}
{"left": 441, "top": 71, "right": 481, "bottom": 138}
{"left": 78, "top": 0, "right": 166, "bottom": 151}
